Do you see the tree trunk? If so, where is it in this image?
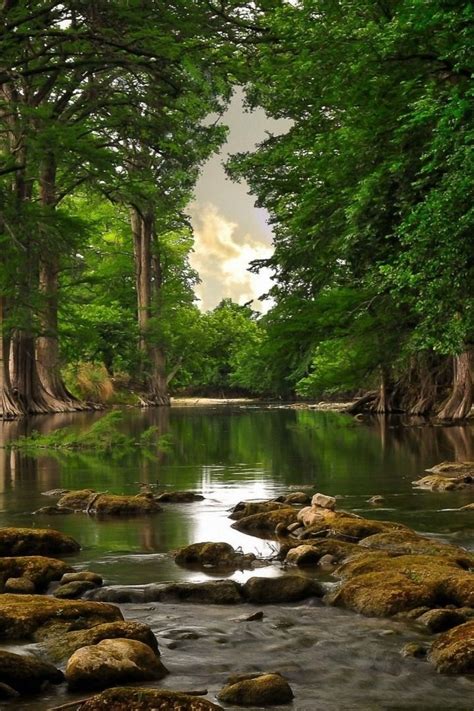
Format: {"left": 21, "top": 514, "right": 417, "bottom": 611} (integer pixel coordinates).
{"left": 0, "top": 297, "right": 24, "bottom": 418}
{"left": 437, "top": 349, "right": 473, "bottom": 421}
{"left": 131, "top": 207, "right": 170, "bottom": 406}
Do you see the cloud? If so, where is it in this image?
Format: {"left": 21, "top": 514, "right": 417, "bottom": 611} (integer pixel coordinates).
{"left": 189, "top": 202, "right": 274, "bottom": 312}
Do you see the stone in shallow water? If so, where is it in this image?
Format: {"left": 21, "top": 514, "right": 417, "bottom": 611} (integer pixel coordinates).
{"left": 60, "top": 571, "right": 103, "bottom": 586}
{"left": 0, "top": 527, "right": 79, "bottom": 556}
{"left": 218, "top": 672, "right": 294, "bottom": 705}
{"left": 0, "top": 650, "right": 63, "bottom": 694}
{"left": 78, "top": 687, "right": 221, "bottom": 710}
{"left": 89, "top": 580, "right": 243, "bottom": 605}
{"left": 231, "top": 508, "right": 298, "bottom": 534}
{"left": 311, "top": 492, "right": 337, "bottom": 510}
{"left": 66, "top": 638, "right": 168, "bottom": 690}
{"left": 174, "top": 541, "right": 256, "bottom": 570}
{"left": 416, "top": 608, "right": 467, "bottom": 633}
{"left": 4, "top": 577, "right": 35, "bottom": 594}
{"left": 156, "top": 491, "right": 204, "bottom": 502}
{"left": 54, "top": 580, "right": 99, "bottom": 599}
{"left": 229, "top": 500, "right": 291, "bottom": 521}
{"left": 57, "top": 489, "right": 162, "bottom": 515}
{"left": 0, "top": 556, "right": 72, "bottom": 591}
{"left": 428, "top": 620, "right": 474, "bottom": 674}
{"left": 243, "top": 575, "right": 323, "bottom": 604}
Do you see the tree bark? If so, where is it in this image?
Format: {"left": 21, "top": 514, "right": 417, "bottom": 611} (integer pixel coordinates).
{"left": 36, "top": 154, "right": 86, "bottom": 411}
{"left": 131, "top": 207, "right": 170, "bottom": 406}
{"left": 437, "top": 349, "right": 473, "bottom": 421}
{"left": 0, "top": 297, "right": 24, "bottom": 418}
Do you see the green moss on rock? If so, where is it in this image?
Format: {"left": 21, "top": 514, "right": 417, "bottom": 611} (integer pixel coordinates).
{"left": 77, "top": 687, "right": 222, "bottom": 710}
{"left": 0, "top": 528, "right": 79, "bottom": 556}
{"left": 218, "top": 672, "right": 294, "bottom": 705}
{"left": 428, "top": 620, "right": 474, "bottom": 674}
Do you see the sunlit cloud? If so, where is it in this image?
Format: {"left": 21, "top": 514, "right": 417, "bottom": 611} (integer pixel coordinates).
{"left": 189, "top": 202, "right": 273, "bottom": 312}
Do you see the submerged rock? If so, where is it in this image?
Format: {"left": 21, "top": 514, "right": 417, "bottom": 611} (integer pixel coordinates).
{"left": 66, "top": 638, "right": 168, "bottom": 690}
{"left": 57, "top": 489, "right": 162, "bottom": 515}
{"left": 0, "top": 556, "right": 72, "bottom": 591}
{"left": 218, "top": 672, "right": 294, "bottom": 706}
{"left": 0, "top": 650, "right": 63, "bottom": 694}
{"left": 401, "top": 642, "right": 427, "bottom": 659}
{"left": 77, "top": 687, "right": 221, "bottom": 710}
{"left": 367, "top": 495, "right": 385, "bottom": 505}
{"left": 89, "top": 580, "right": 243, "bottom": 605}
{"left": 46, "top": 620, "right": 159, "bottom": 662}
{"left": 174, "top": 541, "right": 256, "bottom": 571}
{"left": 0, "top": 527, "right": 79, "bottom": 556}
{"left": 243, "top": 575, "right": 323, "bottom": 604}
{"left": 33, "top": 505, "right": 74, "bottom": 515}
{"left": 0, "top": 594, "right": 122, "bottom": 641}
{"left": 428, "top": 620, "right": 474, "bottom": 674}
{"left": 156, "top": 491, "right": 204, "bottom": 503}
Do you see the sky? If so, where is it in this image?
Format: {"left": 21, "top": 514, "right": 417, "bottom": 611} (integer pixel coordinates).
{"left": 189, "top": 89, "right": 290, "bottom": 312}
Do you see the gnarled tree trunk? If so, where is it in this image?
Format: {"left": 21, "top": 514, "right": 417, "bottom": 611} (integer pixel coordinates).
{"left": 0, "top": 297, "right": 23, "bottom": 419}
{"left": 437, "top": 349, "right": 473, "bottom": 421}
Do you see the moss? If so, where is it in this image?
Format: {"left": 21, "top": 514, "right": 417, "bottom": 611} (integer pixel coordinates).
{"left": 78, "top": 687, "right": 221, "bottom": 710}
{"left": 335, "top": 553, "right": 465, "bottom": 581}
{"left": 428, "top": 620, "right": 474, "bottom": 674}
{"left": 0, "top": 594, "right": 122, "bottom": 641}
{"left": 0, "top": 556, "right": 72, "bottom": 590}
{"left": 230, "top": 500, "right": 292, "bottom": 521}
{"left": 302, "top": 515, "right": 406, "bottom": 542}
{"left": 231, "top": 508, "right": 297, "bottom": 533}
{"left": 0, "top": 528, "right": 80, "bottom": 557}
{"left": 218, "top": 672, "right": 294, "bottom": 705}
{"left": 57, "top": 490, "right": 162, "bottom": 516}
{"left": 359, "top": 531, "right": 474, "bottom": 567}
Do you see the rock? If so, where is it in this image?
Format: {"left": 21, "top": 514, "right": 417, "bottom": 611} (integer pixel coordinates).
{"left": 66, "top": 638, "right": 168, "bottom": 690}
{"left": 243, "top": 575, "right": 323, "bottom": 604}
{"left": 231, "top": 508, "right": 298, "bottom": 534}
{"left": 57, "top": 489, "right": 162, "bottom": 515}
{"left": 41, "top": 488, "right": 70, "bottom": 497}
{"left": 46, "top": 620, "right": 159, "bottom": 662}
{"left": 174, "top": 542, "right": 256, "bottom": 570}
{"left": 229, "top": 500, "right": 291, "bottom": 521}
{"left": 234, "top": 611, "right": 265, "bottom": 622}
{"left": 311, "top": 492, "right": 337, "bottom": 510}
{"left": 425, "top": 461, "right": 474, "bottom": 477}
{"left": 54, "top": 580, "right": 99, "bottom": 598}
{"left": 4, "top": 577, "right": 35, "bottom": 594}
{"left": 90, "top": 580, "right": 243, "bottom": 605}
{"left": 428, "top": 621, "right": 474, "bottom": 674}
{"left": 0, "top": 527, "right": 80, "bottom": 556}
{"left": 0, "top": 682, "right": 19, "bottom": 699}
{"left": 367, "top": 495, "right": 384, "bottom": 505}
{"left": 60, "top": 571, "right": 103, "bottom": 586}
{"left": 460, "top": 503, "right": 474, "bottom": 511}
{"left": 0, "top": 594, "right": 122, "bottom": 641}
{"left": 33, "top": 505, "right": 74, "bottom": 515}
{"left": 416, "top": 608, "right": 467, "bottom": 633}
{"left": 285, "top": 544, "right": 321, "bottom": 566}
{"left": 0, "top": 556, "right": 72, "bottom": 591}
{"left": 0, "top": 650, "right": 63, "bottom": 694}
{"left": 412, "top": 474, "right": 473, "bottom": 492}
{"left": 156, "top": 491, "right": 204, "bottom": 502}
{"left": 358, "top": 530, "right": 474, "bottom": 566}
{"left": 281, "top": 492, "right": 311, "bottom": 505}
{"left": 78, "top": 687, "right": 221, "bottom": 710}
{"left": 218, "top": 672, "right": 294, "bottom": 705}
{"left": 298, "top": 508, "right": 405, "bottom": 541}
{"left": 401, "top": 642, "right": 427, "bottom": 659}
{"left": 287, "top": 521, "right": 304, "bottom": 533}
{"left": 319, "top": 554, "right": 336, "bottom": 567}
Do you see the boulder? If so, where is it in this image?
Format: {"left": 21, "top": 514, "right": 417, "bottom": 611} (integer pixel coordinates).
{"left": 243, "top": 575, "right": 323, "bottom": 604}
{"left": 90, "top": 580, "right": 243, "bottom": 605}
{"left": 285, "top": 545, "right": 321, "bottom": 566}
{"left": 0, "top": 556, "right": 72, "bottom": 591}
{"left": 54, "top": 580, "right": 99, "bottom": 598}
{"left": 57, "top": 489, "right": 162, "bottom": 515}
{"left": 218, "top": 672, "right": 294, "bottom": 705}
{"left": 156, "top": 491, "right": 204, "bottom": 502}
{"left": 425, "top": 461, "right": 474, "bottom": 477}
{"left": 0, "top": 650, "right": 63, "bottom": 694}
{"left": 311, "top": 492, "right": 337, "bottom": 510}
{"left": 0, "top": 528, "right": 79, "bottom": 556}
{"left": 428, "top": 621, "right": 474, "bottom": 674}
{"left": 4, "top": 577, "right": 35, "bottom": 594}
{"left": 280, "top": 492, "right": 311, "bottom": 505}
{"left": 174, "top": 542, "right": 256, "bottom": 570}
{"left": 285, "top": 539, "right": 357, "bottom": 566}
{"left": 46, "top": 620, "right": 159, "bottom": 662}
{"left": 358, "top": 530, "right": 474, "bottom": 566}
{"left": 229, "top": 500, "right": 291, "bottom": 521}
{"left": 60, "top": 571, "right": 103, "bottom": 586}
{"left": 78, "top": 687, "right": 221, "bottom": 710}
{"left": 412, "top": 474, "right": 473, "bottom": 492}
{"left": 66, "top": 638, "right": 168, "bottom": 690}
{"left": 231, "top": 508, "right": 298, "bottom": 534}
{"left": 416, "top": 608, "right": 467, "bottom": 633}
{"left": 0, "top": 594, "right": 122, "bottom": 641}
{"left": 299, "top": 509, "right": 405, "bottom": 541}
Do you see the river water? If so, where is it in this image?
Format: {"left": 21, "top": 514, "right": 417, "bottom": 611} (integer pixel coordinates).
{"left": 0, "top": 406, "right": 473, "bottom": 709}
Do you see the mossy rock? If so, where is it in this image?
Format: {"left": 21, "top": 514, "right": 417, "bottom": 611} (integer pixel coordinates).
{"left": 441, "top": 573, "right": 474, "bottom": 608}
{"left": 359, "top": 530, "right": 474, "bottom": 566}
{"left": 243, "top": 575, "right": 323, "bottom": 604}
{"left": 66, "top": 638, "right": 168, "bottom": 690}
{"left": 0, "top": 650, "right": 63, "bottom": 694}
{"left": 46, "top": 620, "right": 159, "bottom": 663}
{"left": 0, "top": 594, "right": 122, "bottom": 641}
{"left": 0, "top": 528, "right": 80, "bottom": 557}
{"left": 218, "top": 672, "right": 294, "bottom": 706}
{"left": 156, "top": 491, "right": 204, "bottom": 503}
{"left": 286, "top": 539, "right": 358, "bottom": 565}
{"left": 0, "top": 556, "right": 72, "bottom": 591}
{"left": 230, "top": 500, "right": 292, "bottom": 521}
{"left": 58, "top": 489, "right": 162, "bottom": 516}
{"left": 77, "top": 687, "right": 222, "bottom": 710}
{"left": 334, "top": 552, "right": 464, "bottom": 581}
{"left": 280, "top": 492, "right": 312, "bottom": 505}
{"left": 412, "top": 474, "right": 473, "bottom": 492}
{"left": 145, "top": 580, "right": 243, "bottom": 605}
{"left": 231, "top": 508, "right": 298, "bottom": 534}
{"left": 54, "top": 580, "right": 99, "bottom": 598}
{"left": 416, "top": 608, "right": 467, "bottom": 633}
{"left": 174, "top": 542, "right": 256, "bottom": 570}
{"left": 428, "top": 620, "right": 474, "bottom": 674}
{"left": 60, "top": 571, "right": 103, "bottom": 586}
{"left": 425, "top": 461, "right": 474, "bottom": 477}
{"left": 326, "top": 571, "right": 438, "bottom": 617}
{"left": 4, "top": 577, "right": 35, "bottom": 594}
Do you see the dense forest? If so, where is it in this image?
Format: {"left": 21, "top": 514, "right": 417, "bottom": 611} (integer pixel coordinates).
{"left": 1, "top": 1, "right": 473, "bottom": 420}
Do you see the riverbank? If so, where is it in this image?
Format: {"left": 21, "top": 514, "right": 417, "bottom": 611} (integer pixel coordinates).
{"left": 171, "top": 397, "right": 352, "bottom": 411}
